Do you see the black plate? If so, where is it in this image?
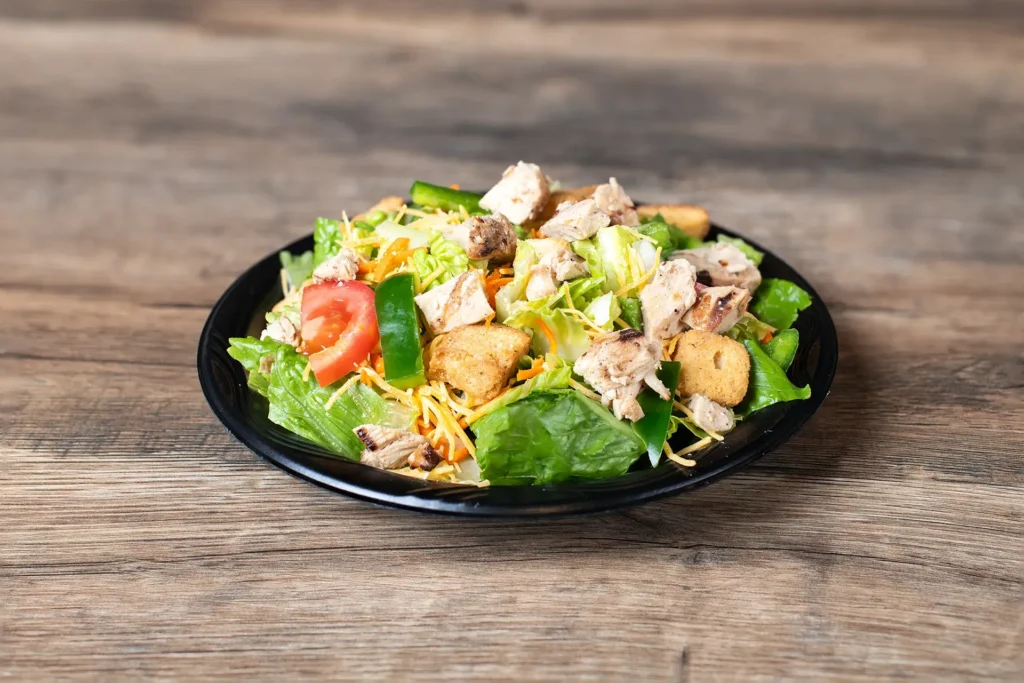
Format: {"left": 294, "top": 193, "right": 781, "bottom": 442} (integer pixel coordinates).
{"left": 198, "top": 221, "right": 837, "bottom": 517}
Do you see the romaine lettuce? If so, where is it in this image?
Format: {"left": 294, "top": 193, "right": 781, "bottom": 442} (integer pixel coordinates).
{"left": 583, "top": 292, "right": 621, "bottom": 330}
{"left": 313, "top": 217, "right": 342, "bottom": 266}
{"left": 638, "top": 221, "right": 704, "bottom": 252}
{"left": 494, "top": 240, "right": 537, "bottom": 321}
{"left": 593, "top": 225, "right": 645, "bottom": 294}
{"left": 468, "top": 356, "right": 572, "bottom": 423}
{"left": 227, "top": 337, "right": 414, "bottom": 458}
{"left": 504, "top": 303, "right": 591, "bottom": 362}
{"left": 618, "top": 297, "right": 643, "bottom": 329}
{"left": 279, "top": 250, "right": 314, "bottom": 290}
{"left": 411, "top": 230, "right": 469, "bottom": 292}
{"left": 738, "top": 339, "right": 811, "bottom": 416}
{"left": 750, "top": 279, "right": 812, "bottom": 329}
{"left": 472, "top": 390, "right": 646, "bottom": 485}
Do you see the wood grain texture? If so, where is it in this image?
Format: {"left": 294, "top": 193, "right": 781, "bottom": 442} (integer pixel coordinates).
{"left": 1, "top": 2, "right": 1022, "bottom": 681}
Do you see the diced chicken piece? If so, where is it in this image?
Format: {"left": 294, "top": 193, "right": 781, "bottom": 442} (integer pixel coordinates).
{"left": 528, "top": 185, "right": 599, "bottom": 228}
{"left": 312, "top": 248, "right": 359, "bottom": 283}
{"left": 526, "top": 264, "right": 558, "bottom": 302}
{"left": 354, "top": 424, "right": 441, "bottom": 471}
{"left": 573, "top": 329, "right": 669, "bottom": 422}
{"left": 258, "top": 354, "right": 275, "bottom": 374}
{"left": 426, "top": 323, "right": 531, "bottom": 402}
{"left": 260, "top": 316, "right": 299, "bottom": 348}
{"left": 682, "top": 285, "right": 751, "bottom": 335}
{"left": 414, "top": 271, "right": 494, "bottom": 336}
{"left": 686, "top": 394, "right": 736, "bottom": 434}
{"left": 440, "top": 214, "right": 518, "bottom": 263}
{"left": 672, "top": 242, "right": 762, "bottom": 292}
{"left": 641, "top": 259, "right": 698, "bottom": 341}
{"left": 539, "top": 241, "right": 589, "bottom": 281}
{"left": 672, "top": 330, "right": 750, "bottom": 407}
{"left": 538, "top": 199, "right": 611, "bottom": 241}
{"left": 479, "top": 161, "right": 550, "bottom": 225}
{"left": 592, "top": 177, "right": 640, "bottom": 227}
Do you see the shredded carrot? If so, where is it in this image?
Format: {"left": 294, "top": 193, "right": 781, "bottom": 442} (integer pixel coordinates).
{"left": 373, "top": 237, "right": 410, "bottom": 281}
{"left": 516, "top": 362, "right": 545, "bottom": 382}
{"left": 357, "top": 261, "right": 374, "bottom": 275}
{"left": 457, "top": 417, "right": 469, "bottom": 429}
{"left": 535, "top": 317, "right": 558, "bottom": 355}
{"left": 484, "top": 275, "right": 513, "bottom": 308}
{"left": 371, "top": 354, "right": 385, "bottom": 375}
{"left": 449, "top": 447, "right": 469, "bottom": 463}
{"left": 762, "top": 331, "right": 774, "bottom": 343}
{"left": 359, "top": 371, "right": 373, "bottom": 386}
{"left": 449, "top": 183, "right": 461, "bottom": 190}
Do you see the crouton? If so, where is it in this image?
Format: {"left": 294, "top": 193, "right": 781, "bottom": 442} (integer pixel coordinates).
{"left": 636, "top": 204, "right": 710, "bottom": 239}
{"left": 672, "top": 330, "right": 750, "bottom": 407}
{"left": 426, "top": 323, "right": 531, "bottom": 402}
{"left": 354, "top": 196, "right": 405, "bottom": 221}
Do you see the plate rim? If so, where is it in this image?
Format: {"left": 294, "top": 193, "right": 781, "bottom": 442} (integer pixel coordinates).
{"left": 197, "top": 219, "right": 838, "bottom": 517}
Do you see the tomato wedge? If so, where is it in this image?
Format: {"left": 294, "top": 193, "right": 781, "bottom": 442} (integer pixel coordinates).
{"left": 300, "top": 280, "right": 379, "bottom": 387}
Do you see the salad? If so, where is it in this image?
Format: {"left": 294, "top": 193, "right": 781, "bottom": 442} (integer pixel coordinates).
{"left": 228, "top": 162, "right": 812, "bottom": 486}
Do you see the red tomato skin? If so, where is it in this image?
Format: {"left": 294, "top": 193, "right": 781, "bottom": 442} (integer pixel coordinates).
{"left": 300, "top": 280, "right": 379, "bottom": 387}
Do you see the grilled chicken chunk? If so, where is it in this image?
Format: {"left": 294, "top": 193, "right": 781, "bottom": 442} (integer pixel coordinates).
{"left": 426, "top": 323, "right": 531, "bottom": 402}
{"left": 540, "top": 242, "right": 590, "bottom": 281}
{"left": 479, "top": 161, "right": 550, "bottom": 225}
{"left": 414, "top": 271, "right": 494, "bottom": 335}
{"left": 682, "top": 285, "right": 751, "bottom": 335}
{"left": 260, "top": 316, "right": 299, "bottom": 348}
{"left": 592, "top": 178, "right": 640, "bottom": 227}
{"left": 538, "top": 199, "right": 611, "bottom": 241}
{"left": 672, "top": 330, "right": 750, "bottom": 407}
{"left": 672, "top": 242, "right": 762, "bottom": 292}
{"left": 573, "top": 329, "right": 669, "bottom": 421}
{"left": 312, "top": 248, "right": 359, "bottom": 283}
{"left": 526, "top": 264, "right": 558, "bottom": 301}
{"left": 686, "top": 393, "right": 736, "bottom": 434}
{"left": 354, "top": 425, "right": 442, "bottom": 471}
{"left": 440, "top": 214, "right": 518, "bottom": 263}
{"left": 641, "top": 259, "right": 698, "bottom": 340}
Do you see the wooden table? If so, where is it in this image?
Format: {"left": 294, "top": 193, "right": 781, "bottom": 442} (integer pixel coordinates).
{"left": 3, "top": 2, "right": 1021, "bottom": 680}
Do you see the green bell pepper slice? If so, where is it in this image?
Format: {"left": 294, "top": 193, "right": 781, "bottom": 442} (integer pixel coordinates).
{"left": 633, "top": 361, "right": 681, "bottom": 467}
{"left": 373, "top": 273, "right": 426, "bottom": 389}
{"left": 409, "top": 181, "right": 483, "bottom": 214}
{"left": 762, "top": 328, "right": 799, "bottom": 372}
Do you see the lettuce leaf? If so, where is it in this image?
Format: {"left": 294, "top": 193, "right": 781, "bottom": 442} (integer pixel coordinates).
{"left": 473, "top": 389, "right": 646, "bottom": 485}
{"left": 411, "top": 230, "right": 469, "bottom": 292}
{"left": 618, "top": 297, "right": 642, "bottom": 329}
{"left": 504, "top": 304, "right": 591, "bottom": 362}
{"left": 716, "top": 235, "right": 764, "bottom": 266}
{"left": 227, "top": 337, "right": 414, "bottom": 458}
{"left": 313, "top": 217, "right": 342, "bottom": 266}
{"left": 468, "top": 357, "right": 572, "bottom": 423}
{"left": 495, "top": 240, "right": 537, "bottom": 321}
{"left": 738, "top": 339, "right": 811, "bottom": 416}
{"left": 583, "top": 292, "right": 621, "bottom": 330}
{"left": 638, "top": 221, "right": 704, "bottom": 252}
{"left": 750, "top": 279, "right": 812, "bottom": 329}
{"left": 593, "top": 225, "right": 646, "bottom": 294}
{"left": 279, "top": 250, "right": 314, "bottom": 290}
